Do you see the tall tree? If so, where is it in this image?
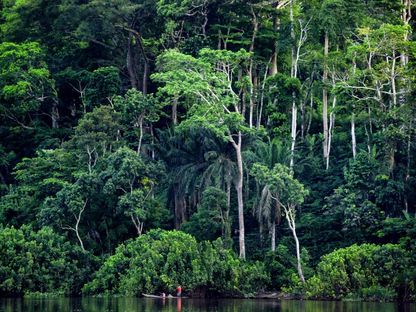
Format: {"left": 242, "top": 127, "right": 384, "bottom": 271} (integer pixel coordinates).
{"left": 153, "top": 48, "right": 253, "bottom": 259}
{"left": 252, "top": 163, "right": 308, "bottom": 282}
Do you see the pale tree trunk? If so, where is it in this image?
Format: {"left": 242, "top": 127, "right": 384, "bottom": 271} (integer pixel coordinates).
{"left": 290, "top": 103, "right": 297, "bottom": 170}
{"left": 257, "top": 63, "right": 269, "bottom": 129}
{"left": 270, "top": 7, "right": 280, "bottom": 76}
{"left": 327, "top": 93, "right": 336, "bottom": 170}
{"left": 364, "top": 124, "right": 371, "bottom": 154}
{"left": 289, "top": 0, "right": 297, "bottom": 170}
{"left": 391, "top": 52, "right": 397, "bottom": 107}
{"left": 172, "top": 98, "right": 178, "bottom": 125}
{"left": 388, "top": 54, "right": 398, "bottom": 173}
{"left": 137, "top": 116, "right": 144, "bottom": 154}
{"left": 249, "top": 7, "right": 259, "bottom": 129}
{"left": 351, "top": 53, "right": 357, "bottom": 159}
{"left": 271, "top": 218, "right": 276, "bottom": 252}
{"left": 86, "top": 145, "right": 98, "bottom": 174}
{"left": 230, "top": 131, "right": 246, "bottom": 260}
{"left": 400, "top": 1, "right": 411, "bottom": 106}
{"left": 269, "top": 1, "right": 291, "bottom": 75}
{"left": 326, "top": 74, "right": 337, "bottom": 170}
{"left": 270, "top": 198, "right": 280, "bottom": 252}
{"left": 284, "top": 205, "right": 305, "bottom": 283}
{"left": 131, "top": 214, "right": 144, "bottom": 236}
{"left": 401, "top": 0, "right": 412, "bottom": 67}
{"left": 62, "top": 199, "right": 88, "bottom": 252}
{"left": 289, "top": 5, "right": 308, "bottom": 170}
{"left": 323, "top": 32, "right": 330, "bottom": 169}
{"left": 351, "top": 111, "right": 357, "bottom": 159}
{"left": 150, "top": 124, "right": 155, "bottom": 160}
{"left": 300, "top": 66, "right": 316, "bottom": 140}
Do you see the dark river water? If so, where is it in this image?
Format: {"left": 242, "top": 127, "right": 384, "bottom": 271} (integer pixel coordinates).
{"left": 0, "top": 298, "right": 414, "bottom": 312}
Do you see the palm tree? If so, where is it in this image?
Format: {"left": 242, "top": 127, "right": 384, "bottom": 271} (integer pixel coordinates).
{"left": 200, "top": 140, "right": 237, "bottom": 246}
{"left": 157, "top": 126, "right": 241, "bottom": 245}
{"left": 252, "top": 138, "right": 290, "bottom": 251}
{"left": 157, "top": 127, "right": 210, "bottom": 228}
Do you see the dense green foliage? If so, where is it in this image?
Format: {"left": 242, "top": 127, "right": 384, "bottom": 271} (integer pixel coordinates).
{"left": 83, "top": 230, "right": 268, "bottom": 297}
{"left": 0, "top": 226, "right": 96, "bottom": 296}
{"left": 0, "top": 0, "right": 415, "bottom": 301}
{"left": 303, "top": 243, "right": 416, "bottom": 301}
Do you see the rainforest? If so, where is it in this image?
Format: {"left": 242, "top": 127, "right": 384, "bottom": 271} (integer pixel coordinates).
{"left": 0, "top": 0, "right": 415, "bottom": 302}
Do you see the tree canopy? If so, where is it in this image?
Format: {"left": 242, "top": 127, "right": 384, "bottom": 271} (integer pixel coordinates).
{"left": 0, "top": 0, "right": 415, "bottom": 301}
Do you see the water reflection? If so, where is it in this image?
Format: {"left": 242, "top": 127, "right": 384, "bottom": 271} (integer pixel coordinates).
{"left": 0, "top": 297, "right": 414, "bottom": 312}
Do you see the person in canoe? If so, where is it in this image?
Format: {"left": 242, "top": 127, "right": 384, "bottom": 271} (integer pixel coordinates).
{"left": 176, "top": 285, "right": 182, "bottom": 297}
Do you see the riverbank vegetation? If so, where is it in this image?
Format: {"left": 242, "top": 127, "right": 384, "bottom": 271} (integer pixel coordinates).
{"left": 0, "top": 0, "right": 415, "bottom": 302}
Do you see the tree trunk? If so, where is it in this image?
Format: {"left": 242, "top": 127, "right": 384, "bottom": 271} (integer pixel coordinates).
{"left": 401, "top": 0, "right": 412, "bottom": 66}
{"left": 129, "top": 29, "right": 150, "bottom": 96}
{"left": 327, "top": 98, "right": 336, "bottom": 170}
{"left": 63, "top": 200, "right": 87, "bottom": 252}
{"left": 285, "top": 206, "right": 305, "bottom": 283}
{"left": 270, "top": 13, "right": 280, "bottom": 76}
{"left": 391, "top": 52, "right": 397, "bottom": 107}
{"left": 323, "top": 32, "right": 329, "bottom": 169}
{"left": 351, "top": 111, "right": 357, "bottom": 159}
{"left": 172, "top": 98, "right": 178, "bottom": 125}
{"left": 292, "top": 223, "right": 304, "bottom": 283}
{"left": 249, "top": 7, "right": 259, "bottom": 129}
{"left": 351, "top": 53, "right": 357, "bottom": 159}
{"left": 290, "top": 102, "right": 297, "bottom": 170}
{"left": 290, "top": 0, "right": 296, "bottom": 79}
{"left": 289, "top": 0, "right": 297, "bottom": 170}
{"left": 326, "top": 76, "right": 336, "bottom": 170}
{"left": 257, "top": 62, "right": 269, "bottom": 129}
{"left": 150, "top": 124, "right": 155, "bottom": 160}
{"left": 137, "top": 116, "right": 144, "bottom": 154}
{"left": 131, "top": 215, "right": 144, "bottom": 236}
{"left": 231, "top": 131, "right": 246, "bottom": 260}
{"left": 75, "top": 210, "right": 85, "bottom": 252}
{"left": 271, "top": 218, "right": 276, "bottom": 252}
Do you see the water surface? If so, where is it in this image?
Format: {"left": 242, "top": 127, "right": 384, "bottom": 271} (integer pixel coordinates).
{"left": 0, "top": 297, "right": 414, "bottom": 312}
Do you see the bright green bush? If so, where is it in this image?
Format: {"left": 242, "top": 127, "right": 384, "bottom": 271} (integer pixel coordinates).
{"left": 263, "top": 245, "right": 296, "bottom": 289}
{"left": 0, "top": 226, "right": 96, "bottom": 296}
{"left": 199, "top": 239, "right": 269, "bottom": 296}
{"left": 83, "top": 230, "right": 268, "bottom": 296}
{"left": 83, "top": 230, "right": 205, "bottom": 295}
{"left": 304, "top": 243, "right": 414, "bottom": 301}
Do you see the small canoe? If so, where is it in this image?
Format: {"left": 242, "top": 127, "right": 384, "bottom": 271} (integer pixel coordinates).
{"left": 142, "top": 293, "right": 187, "bottom": 299}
